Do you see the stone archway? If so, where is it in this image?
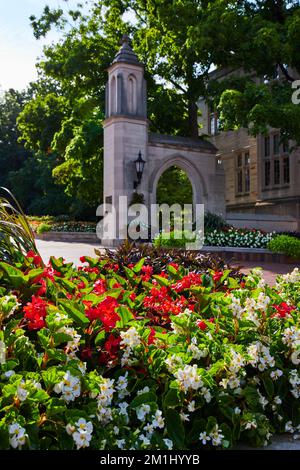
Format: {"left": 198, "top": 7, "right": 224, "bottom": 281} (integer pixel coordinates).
{"left": 148, "top": 155, "right": 208, "bottom": 209}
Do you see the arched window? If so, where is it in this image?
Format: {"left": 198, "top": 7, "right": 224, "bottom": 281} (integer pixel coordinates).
{"left": 128, "top": 74, "right": 137, "bottom": 114}
{"left": 110, "top": 76, "right": 116, "bottom": 115}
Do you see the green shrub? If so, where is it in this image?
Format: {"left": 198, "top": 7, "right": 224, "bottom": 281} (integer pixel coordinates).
{"left": 37, "top": 223, "right": 52, "bottom": 234}
{"left": 153, "top": 230, "right": 197, "bottom": 248}
{"left": 204, "top": 212, "right": 230, "bottom": 231}
{"left": 268, "top": 235, "right": 300, "bottom": 259}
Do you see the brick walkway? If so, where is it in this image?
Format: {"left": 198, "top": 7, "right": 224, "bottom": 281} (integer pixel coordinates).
{"left": 233, "top": 261, "right": 299, "bottom": 285}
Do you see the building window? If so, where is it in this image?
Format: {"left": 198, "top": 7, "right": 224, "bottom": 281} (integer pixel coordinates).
{"left": 209, "top": 110, "right": 219, "bottom": 136}
{"left": 236, "top": 151, "right": 251, "bottom": 195}
{"left": 283, "top": 156, "right": 290, "bottom": 184}
{"left": 264, "top": 160, "right": 271, "bottom": 187}
{"left": 262, "top": 132, "right": 290, "bottom": 189}
{"left": 264, "top": 136, "right": 270, "bottom": 157}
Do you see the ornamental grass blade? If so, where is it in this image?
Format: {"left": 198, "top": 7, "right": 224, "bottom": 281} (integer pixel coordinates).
{"left": 0, "top": 187, "right": 43, "bottom": 265}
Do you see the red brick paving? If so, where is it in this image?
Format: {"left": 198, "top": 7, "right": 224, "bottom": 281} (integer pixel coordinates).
{"left": 233, "top": 261, "right": 299, "bottom": 286}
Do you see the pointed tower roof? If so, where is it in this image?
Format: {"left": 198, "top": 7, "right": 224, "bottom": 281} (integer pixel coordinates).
{"left": 112, "top": 34, "right": 142, "bottom": 66}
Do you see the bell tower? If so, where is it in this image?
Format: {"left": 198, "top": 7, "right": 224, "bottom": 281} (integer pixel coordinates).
{"left": 103, "top": 35, "right": 148, "bottom": 244}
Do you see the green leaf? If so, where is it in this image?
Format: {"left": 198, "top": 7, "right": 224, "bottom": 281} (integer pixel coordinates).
{"left": 165, "top": 409, "right": 185, "bottom": 448}
{"left": 0, "top": 261, "right": 26, "bottom": 288}
{"left": 153, "top": 275, "right": 170, "bottom": 287}
{"left": 116, "top": 306, "right": 135, "bottom": 328}
{"left": 262, "top": 373, "right": 274, "bottom": 398}
{"left": 55, "top": 277, "right": 77, "bottom": 293}
{"left": 132, "top": 258, "right": 145, "bottom": 273}
{"left": 59, "top": 300, "right": 90, "bottom": 326}
{"left": 124, "top": 266, "right": 135, "bottom": 280}
{"left": 95, "top": 330, "right": 106, "bottom": 346}
{"left": 130, "top": 392, "right": 157, "bottom": 408}
{"left": 163, "top": 388, "right": 182, "bottom": 408}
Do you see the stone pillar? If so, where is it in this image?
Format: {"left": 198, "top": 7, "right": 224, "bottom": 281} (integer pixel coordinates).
{"left": 102, "top": 35, "right": 149, "bottom": 245}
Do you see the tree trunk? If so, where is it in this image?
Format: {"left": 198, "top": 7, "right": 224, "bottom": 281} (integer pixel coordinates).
{"left": 188, "top": 100, "right": 199, "bottom": 139}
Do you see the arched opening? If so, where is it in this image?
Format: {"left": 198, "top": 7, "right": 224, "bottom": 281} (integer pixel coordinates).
{"left": 110, "top": 76, "right": 116, "bottom": 114}
{"left": 128, "top": 74, "right": 137, "bottom": 114}
{"left": 155, "top": 165, "right": 194, "bottom": 239}
{"left": 156, "top": 165, "right": 193, "bottom": 206}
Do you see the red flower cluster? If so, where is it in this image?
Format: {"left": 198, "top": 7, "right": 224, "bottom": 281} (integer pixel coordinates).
{"left": 213, "top": 271, "right": 223, "bottom": 283}
{"left": 26, "top": 250, "right": 43, "bottom": 267}
{"left": 93, "top": 279, "right": 107, "bottom": 295}
{"left": 172, "top": 273, "right": 202, "bottom": 293}
{"left": 23, "top": 296, "right": 48, "bottom": 330}
{"left": 141, "top": 265, "right": 153, "bottom": 282}
{"left": 85, "top": 296, "right": 120, "bottom": 331}
{"left": 143, "top": 286, "right": 188, "bottom": 318}
{"left": 272, "top": 302, "right": 296, "bottom": 318}
{"left": 99, "top": 334, "right": 121, "bottom": 363}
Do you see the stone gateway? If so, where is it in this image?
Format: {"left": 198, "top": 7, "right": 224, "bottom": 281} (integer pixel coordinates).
{"left": 103, "top": 36, "right": 225, "bottom": 244}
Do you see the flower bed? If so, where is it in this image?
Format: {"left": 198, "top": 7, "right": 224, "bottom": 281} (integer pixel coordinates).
{"left": 0, "top": 248, "right": 299, "bottom": 450}
{"left": 154, "top": 227, "right": 275, "bottom": 249}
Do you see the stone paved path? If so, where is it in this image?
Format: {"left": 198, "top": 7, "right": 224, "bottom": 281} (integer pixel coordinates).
{"left": 232, "top": 260, "right": 299, "bottom": 285}
{"left": 36, "top": 240, "right": 298, "bottom": 286}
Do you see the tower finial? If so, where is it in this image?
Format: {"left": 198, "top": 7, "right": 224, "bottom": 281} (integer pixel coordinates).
{"left": 120, "top": 34, "right": 130, "bottom": 46}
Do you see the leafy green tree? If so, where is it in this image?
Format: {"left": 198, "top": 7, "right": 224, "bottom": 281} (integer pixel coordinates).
{"left": 0, "top": 89, "right": 32, "bottom": 189}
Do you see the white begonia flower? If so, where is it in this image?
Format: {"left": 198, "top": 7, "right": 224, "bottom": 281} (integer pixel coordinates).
{"left": 247, "top": 342, "right": 275, "bottom": 370}
{"left": 187, "top": 343, "right": 207, "bottom": 360}
{"left": 136, "top": 404, "right": 151, "bottom": 421}
{"left": 201, "top": 387, "right": 212, "bottom": 403}
{"left": 152, "top": 410, "right": 164, "bottom": 429}
{"left": 97, "top": 406, "right": 113, "bottom": 424}
{"left": 174, "top": 364, "right": 203, "bottom": 393}
{"left": 66, "top": 424, "right": 76, "bottom": 435}
{"left": 54, "top": 312, "right": 68, "bottom": 322}
{"left": 180, "top": 412, "right": 190, "bottom": 422}
{"left": 270, "top": 369, "right": 283, "bottom": 380}
{"left": 113, "top": 426, "right": 119, "bottom": 435}
{"left": 9, "top": 423, "right": 27, "bottom": 449}
{"left": 277, "top": 268, "right": 300, "bottom": 285}
{"left": 139, "top": 434, "right": 151, "bottom": 446}
{"left": 245, "top": 420, "right": 257, "bottom": 430}
{"left": 165, "top": 354, "right": 183, "bottom": 372}
{"left": 199, "top": 431, "right": 211, "bottom": 445}
{"left": 210, "top": 425, "right": 224, "bottom": 446}
{"left": 256, "top": 292, "right": 270, "bottom": 311}
{"left": 188, "top": 400, "right": 196, "bottom": 412}
{"left": 75, "top": 418, "right": 93, "bottom": 434}
{"left": 73, "top": 431, "right": 92, "bottom": 449}
{"left": 120, "top": 327, "right": 141, "bottom": 349}
{"left": 16, "top": 383, "right": 28, "bottom": 402}
{"left": 228, "top": 296, "right": 243, "bottom": 319}
{"left": 234, "top": 407, "right": 241, "bottom": 414}
{"left": 163, "top": 438, "right": 173, "bottom": 450}
{"left": 137, "top": 386, "right": 150, "bottom": 395}
{"left": 282, "top": 326, "right": 300, "bottom": 349}
{"left": 274, "top": 396, "right": 282, "bottom": 405}
{"left": 144, "top": 423, "right": 154, "bottom": 436}
{"left": 116, "top": 439, "right": 126, "bottom": 449}
{"left": 55, "top": 371, "right": 81, "bottom": 402}
{"left": 285, "top": 421, "right": 294, "bottom": 433}
{"left": 4, "top": 370, "right": 15, "bottom": 378}
{"left": 118, "top": 402, "right": 129, "bottom": 415}
{"left": 291, "top": 350, "right": 300, "bottom": 365}
{"left": 78, "top": 361, "right": 87, "bottom": 375}
{"left": 116, "top": 372, "right": 128, "bottom": 391}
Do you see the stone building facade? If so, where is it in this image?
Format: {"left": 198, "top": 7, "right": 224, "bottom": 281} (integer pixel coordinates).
{"left": 198, "top": 68, "right": 300, "bottom": 230}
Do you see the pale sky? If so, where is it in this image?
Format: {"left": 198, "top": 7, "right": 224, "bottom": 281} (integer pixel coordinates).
{"left": 0, "top": 0, "right": 81, "bottom": 90}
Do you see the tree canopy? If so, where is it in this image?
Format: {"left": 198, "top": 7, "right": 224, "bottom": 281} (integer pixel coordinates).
{"left": 2, "top": 1, "right": 300, "bottom": 216}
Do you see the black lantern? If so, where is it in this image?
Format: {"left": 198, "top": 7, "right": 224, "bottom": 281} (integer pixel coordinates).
{"left": 134, "top": 151, "right": 146, "bottom": 189}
